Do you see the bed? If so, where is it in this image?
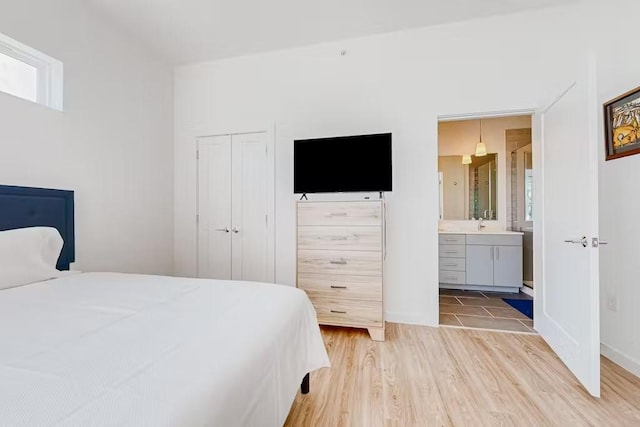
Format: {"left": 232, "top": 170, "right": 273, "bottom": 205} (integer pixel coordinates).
{"left": 0, "top": 185, "right": 330, "bottom": 426}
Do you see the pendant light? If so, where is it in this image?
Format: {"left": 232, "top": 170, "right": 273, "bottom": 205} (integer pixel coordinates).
{"left": 475, "top": 119, "right": 487, "bottom": 157}
{"left": 462, "top": 154, "right": 472, "bottom": 165}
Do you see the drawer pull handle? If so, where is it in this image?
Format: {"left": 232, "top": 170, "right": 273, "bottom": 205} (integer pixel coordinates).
{"left": 330, "top": 260, "right": 347, "bottom": 265}
{"left": 329, "top": 212, "right": 348, "bottom": 217}
{"left": 331, "top": 236, "right": 349, "bottom": 241}
{"left": 331, "top": 310, "right": 347, "bottom": 314}
{"left": 443, "top": 251, "right": 457, "bottom": 254}
{"left": 443, "top": 263, "right": 457, "bottom": 267}
{"left": 443, "top": 276, "right": 457, "bottom": 281}
{"left": 330, "top": 285, "right": 348, "bottom": 289}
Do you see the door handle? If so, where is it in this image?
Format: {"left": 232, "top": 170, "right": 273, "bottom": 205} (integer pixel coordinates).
{"left": 592, "top": 238, "right": 608, "bottom": 247}
{"left": 232, "top": 228, "right": 239, "bottom": 234}
{"left": 564, "top": 236, "right": 588, "bottom": 247}
{"left": 215, "top": 227, "right": 230, "bottom": 233}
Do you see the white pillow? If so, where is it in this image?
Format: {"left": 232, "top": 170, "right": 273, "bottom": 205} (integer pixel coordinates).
{"left": 0, "top": 227, "right": 65, "bottom": 290}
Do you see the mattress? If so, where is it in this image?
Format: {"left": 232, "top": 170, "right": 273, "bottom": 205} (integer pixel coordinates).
{"left": 0, "top": 273, "right": 330, "bottom": 426}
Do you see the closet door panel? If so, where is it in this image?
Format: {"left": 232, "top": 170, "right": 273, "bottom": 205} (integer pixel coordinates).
{"left": 231, "top": 132, "right": 268, "bottom": 282}
{"left": 197, "top": 136, "right": 232, "bottom": 279}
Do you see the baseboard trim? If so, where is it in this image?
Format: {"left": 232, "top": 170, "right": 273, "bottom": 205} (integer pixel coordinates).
{"left": 601, "top": 342, "right": 640, "bottom": 378}
{"left": 385, "top": 311, "right": 436, "bottom": 327}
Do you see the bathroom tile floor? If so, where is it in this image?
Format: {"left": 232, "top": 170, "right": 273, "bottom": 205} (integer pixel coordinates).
{"left": 439, "top": 289, "right": 535, "bottom": 333}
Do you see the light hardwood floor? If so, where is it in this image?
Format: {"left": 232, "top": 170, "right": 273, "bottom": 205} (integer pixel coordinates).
{"left": 285, "top": 323, "right": 640, "bottom": 426}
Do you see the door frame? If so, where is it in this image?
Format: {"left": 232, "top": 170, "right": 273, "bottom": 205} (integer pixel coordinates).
{"left": 195, "top": 122, "right": 276, "bottom": 283}
{"left": 437, "top": 109, "right": 538, "bottom": 314}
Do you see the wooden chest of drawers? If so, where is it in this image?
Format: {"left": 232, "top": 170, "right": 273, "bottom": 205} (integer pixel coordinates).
{"left": 297, "top": 200, "right": 385, "bottom": 341}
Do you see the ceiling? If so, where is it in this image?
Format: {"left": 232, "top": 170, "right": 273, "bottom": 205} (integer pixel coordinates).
{"left": 88, "top": 0, "right": 573, "bottom": 64}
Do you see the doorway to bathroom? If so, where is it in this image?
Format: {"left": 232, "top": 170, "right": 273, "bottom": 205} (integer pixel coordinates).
{"left": 437, "top": 115, "right": 535, "bottom": 333}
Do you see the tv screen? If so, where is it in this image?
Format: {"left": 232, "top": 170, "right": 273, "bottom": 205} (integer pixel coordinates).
{"left": 294, "top": 133, "right": 392, "bottom": 194}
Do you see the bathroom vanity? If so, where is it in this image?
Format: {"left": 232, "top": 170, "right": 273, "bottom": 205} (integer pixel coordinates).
{"left": 439, "top": 231, "right": 523, "bottom": 293}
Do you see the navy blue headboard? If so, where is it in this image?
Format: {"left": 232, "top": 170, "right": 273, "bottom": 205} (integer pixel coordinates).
{"left": 0, "top": 185, "right": 75, "bottom": 270}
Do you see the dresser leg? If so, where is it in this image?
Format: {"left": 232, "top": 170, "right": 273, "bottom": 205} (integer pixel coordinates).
{"left": 367, "top": 327, "right": 385, "bottom": 342}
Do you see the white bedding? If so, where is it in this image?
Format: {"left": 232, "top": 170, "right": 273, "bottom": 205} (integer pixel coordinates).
{"left": 0, "top": 273, "right": 330, "bottom": 426}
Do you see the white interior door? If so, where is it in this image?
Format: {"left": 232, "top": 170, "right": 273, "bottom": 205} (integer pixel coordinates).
{"left": 197, "top": 135, "right": 232, "bottom": 279}
{"left": 231, "top": 132, "right": 269, "bottom": 282}
{"left": 535, "top": 57, "right": 601, "bottom": 396}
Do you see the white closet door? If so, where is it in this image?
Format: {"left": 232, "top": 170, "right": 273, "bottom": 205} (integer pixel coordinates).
{"left": 231, "top": 132, "right": 268, "bottom": 282}
{"left": 197, "top": 135, "right": 232, "bottom": 279}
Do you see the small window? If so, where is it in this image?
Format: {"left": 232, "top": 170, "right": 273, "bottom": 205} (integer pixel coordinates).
{"left": 0, "top": 33, "right": 63, "bottom": 111}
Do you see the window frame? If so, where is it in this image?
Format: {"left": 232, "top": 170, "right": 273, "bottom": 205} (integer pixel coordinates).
{"left": 0, "top": 32, "right": 63, "bottom": 111}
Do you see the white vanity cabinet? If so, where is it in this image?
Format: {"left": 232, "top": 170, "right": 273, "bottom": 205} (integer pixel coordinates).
{"left": 440, "top": 232, "right": 523, "bottom": 293}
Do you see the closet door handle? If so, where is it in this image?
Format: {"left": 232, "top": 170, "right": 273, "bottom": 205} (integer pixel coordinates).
{"left": 232, "top": 228, "right": 239, "bottom": 234}
{"left": 215, "top": 227, "right": 230, "bottom": 233}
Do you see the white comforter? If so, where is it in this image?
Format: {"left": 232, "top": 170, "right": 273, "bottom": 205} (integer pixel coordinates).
{"left": 0, "top": 273, "right": 330, "bottom": 426}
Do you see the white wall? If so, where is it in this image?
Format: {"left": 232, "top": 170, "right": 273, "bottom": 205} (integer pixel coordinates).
{"left": 594, "top": 1, "right": 640, "bottom": 376}
{"left": 175, "top": 0, "right": 640, "bottom": 362}
{"left": 175, "top": 2, "right": 590, "bottom": 327}
{"left": 0, "top": 0, "right": 174, "bottom": 274}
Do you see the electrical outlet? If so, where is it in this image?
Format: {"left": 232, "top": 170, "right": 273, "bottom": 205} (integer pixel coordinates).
{"left": 607, "top": 294, "right": 618, "bottom": 312}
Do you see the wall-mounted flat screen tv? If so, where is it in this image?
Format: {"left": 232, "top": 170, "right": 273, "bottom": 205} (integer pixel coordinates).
{"left": 294, "top": 133, "right": 392, "bottom": 194}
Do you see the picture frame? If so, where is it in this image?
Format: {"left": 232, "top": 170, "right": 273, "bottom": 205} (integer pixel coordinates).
{"left": 604, "top": 85, "right": 640, "bottom": 161}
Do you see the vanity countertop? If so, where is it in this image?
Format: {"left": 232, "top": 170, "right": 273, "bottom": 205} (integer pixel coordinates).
{"left": 439, "top": 230, "right": 524, "bottom": 236}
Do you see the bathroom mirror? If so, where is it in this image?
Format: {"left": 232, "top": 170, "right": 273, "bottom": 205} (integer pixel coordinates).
{"left": 438, "top": 153, "right": 498, "bottom": 220}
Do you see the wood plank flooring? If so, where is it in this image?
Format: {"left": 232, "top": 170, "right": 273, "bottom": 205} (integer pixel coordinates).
{"left": 285, "top": 323, "right": 640, "bottom": 426}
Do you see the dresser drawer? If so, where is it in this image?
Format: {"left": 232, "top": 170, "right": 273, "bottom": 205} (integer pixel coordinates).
{"left": 439, "top": 270, "right": 466, "bottom": 285}
{"left": 298, "top": 202, "right": 382, "bottom": 226}
{"left": 439, "top": 257, "right": 466, "bottom": 272}
{"left": 298, "top": 226, "right": 382, "bottom": 251}
{"left": 298, "top": 273, "right": 382, "bottom": 301}
{"left": 311, "top": 297, "right": 383, "bottom": 327}
{"left": 298, "top": 250, "right": 382, "bottom": 276}
{"left": 439, "top": 244, "right": 466, "bottom": 258}
{"left": 439, "top": 234, "right": 466, "bottom": 245}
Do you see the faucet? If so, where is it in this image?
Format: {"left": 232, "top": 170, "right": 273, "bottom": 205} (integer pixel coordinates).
{"left": 478, "top": 218, "right": 486, "bottom": 231}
